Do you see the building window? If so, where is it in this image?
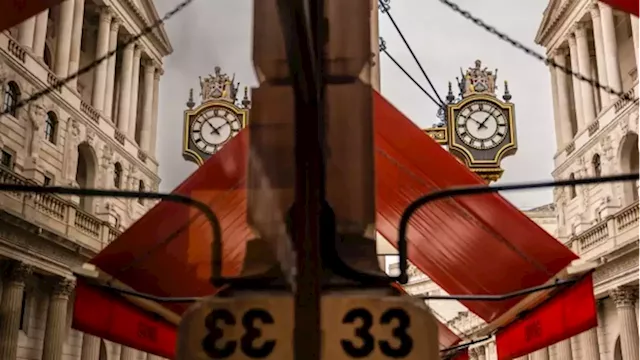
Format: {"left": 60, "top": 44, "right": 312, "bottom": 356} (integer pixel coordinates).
{"left": 569, "top": 173, "right": 577, "bottom": 199}
{"left": 44, "top": 111, "right": 58, "bottom": 144}
{"left": 138, "top": 180, "right": 145, "bottom": 204}
{"left": 592, "top": 154, "right": 601, "bottom": 178}
{"left": 2, "top": 81, "right": 20, "bottom": 117}
{"left": 113, "top": 162, "right": 122, "bottom": 188}
{"left": 1, "top": 149, "right": 14, "bottom": 169}
{"left": 19, "top": 292, "right": 28, "bottom": 331}
{"left": 43, "top": 175, "right": 52, "bottom": 186}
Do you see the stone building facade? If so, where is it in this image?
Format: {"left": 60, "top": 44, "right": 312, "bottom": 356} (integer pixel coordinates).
{"left": 0, "top": 0, "right": 172, "bottom": 359}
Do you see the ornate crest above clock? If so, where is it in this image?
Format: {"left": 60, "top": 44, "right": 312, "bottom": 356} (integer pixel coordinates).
{"left": 182, "top": 66, "right": 251, "bottom": 166}
{"left": 423, "top": 60, "right": 517, "bottom": 183}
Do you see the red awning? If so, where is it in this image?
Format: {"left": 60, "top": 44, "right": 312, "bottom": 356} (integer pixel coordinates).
{"left": 75, "top": 91, "right": 595, "bottom": 359}
{"left": 599, "top": 0, "right": 639, "bottom": 16}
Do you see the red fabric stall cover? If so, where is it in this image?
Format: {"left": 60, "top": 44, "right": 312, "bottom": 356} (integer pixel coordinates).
{"left": 496, "top": 274, "right": 597, "bottom": 360}
{"left": 0, "top": 0, "right": 63, "bottom": 32}
{"left": 599, "top": 0, "right": 639, "bottom": 16}
{"left": 73, "top": 280, "right": 177, "bottom": 359}
{"left": 75, "top": 91, "right": 596, "bottom": 359}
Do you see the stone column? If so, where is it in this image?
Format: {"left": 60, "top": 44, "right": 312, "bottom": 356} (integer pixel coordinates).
{"left": 104, "top": 18, "right": 120, "bottom": 120}
{"left": 610, "top": 286, "right": 639, "bottom": 360}
{"left": 149, "top": 69, "right": 161, "bottom": 155}
{"left": 598, "top": 2, "right": 622, "bottom": 94}
{"left": 554, "top": 48, "right": 574, "bottom": 145}
{"left": 33, "top": 9, "right": 49, "bottom": 58}
{"left": 0, "top": 262, "right": 32, "bottom": 360}
{"left": 127, "top": 44, "right": 142, "bottom": 139}
{"left": 631, "top": 14, "right": 639, "bottom": 67}
{"left": 18, "top": 16, "right": 36, "bottom": 50}
{"left": 531, "top": 348, "right": 550, "bottom": 360}
{"left": 67, "top": 0, "right": 86, "bottom": 88}
{"left": 469, "top": 347, "right": 479, "bottom": 360}
{"left": 80, "top": 333, "right": 100, "bottom": 360}
{"left": 590, "top": 6, "right": 611, "bottom": 107}
{"left": 476, "top": 346, "right": 487, "bottom": 360}
{"left": 549, "top": 66, "right": 563, "bottom": 150}
{"left": 556, "top": 339, "right": 574, "bottom": 360}
{"left": 147, "top": 355, "right": 162, "bottom": 360}
{"left": 575, "top": 23, "right": 596, "bottom": 126}
{"left": 121, "top": 346, "right": 138, "bottom": 360}
{"left": 42, "top": 278, "right": 76, "bottom": 360}
{"left": 140, "top": 60, "right": 155, "bottom": 152}
{"left": 579, "top": 313, "right": 601, "bottom": 360}
{"left": 54, "top": 0, "right": 75, "bottom": 77}
{"left": 117, "top": 39, "right": 135, "bottom": 134}
{"left": 91, "top": 7, "right": 112, "bottom": 112}
{"left": 568, "top": 35, "right": 584, "bottom": 127}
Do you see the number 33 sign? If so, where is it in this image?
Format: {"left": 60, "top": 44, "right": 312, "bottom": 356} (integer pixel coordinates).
{"left": 176, "top": 293, "right": 440, "bottom": 360}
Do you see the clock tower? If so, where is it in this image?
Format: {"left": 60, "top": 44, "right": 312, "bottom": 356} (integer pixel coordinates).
{"left": 424, "top": 60, "right": 517, "bottom": 183}
{"left": 182, "top": 66, "right": 251, "bottom": 166}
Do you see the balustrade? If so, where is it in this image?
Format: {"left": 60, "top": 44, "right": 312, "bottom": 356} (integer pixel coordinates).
{"left": 574, "top": 200, "right": 639, "bottom": 256}
{"left": 0, "top": 166, "right": 121, "bottom": 251}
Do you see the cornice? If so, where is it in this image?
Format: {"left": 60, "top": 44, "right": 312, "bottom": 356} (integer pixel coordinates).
{"left": 536, "top": 0, "right": 580, "bottom": 47}
{"left": 108, "top": 0, "right": 172, "bottom": 57}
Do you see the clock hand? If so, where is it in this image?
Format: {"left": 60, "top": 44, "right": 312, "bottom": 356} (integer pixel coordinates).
{"left": 478, "top": 114, "right": 492, "bottom": 129}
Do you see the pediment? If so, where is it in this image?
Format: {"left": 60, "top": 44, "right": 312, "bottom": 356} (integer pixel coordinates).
{"left": 534, "top": 0, "right": 574, "bottom": 46}
{"left": 138, "top": 0, "right": 173, "bottom": 56}
{"left": 534, "top": 0, "right": 560, "bottom": 45}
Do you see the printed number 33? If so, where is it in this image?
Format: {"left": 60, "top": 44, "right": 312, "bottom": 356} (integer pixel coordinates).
{"left": 341, "top": 307, "right": 413, "bottom": 358}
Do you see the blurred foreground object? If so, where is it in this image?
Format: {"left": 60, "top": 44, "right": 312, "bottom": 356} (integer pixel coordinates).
{"left": 0, "top": 0, "right": 62, "bottom": 32}
{"left": 599, "top": 0, "right": 638, "bottom": 16}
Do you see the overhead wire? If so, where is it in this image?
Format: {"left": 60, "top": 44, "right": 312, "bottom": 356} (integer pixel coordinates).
{"left": 378, "top": 0, "right": 446, "bottom": 108}
{"left": 379, "top": 37, "right": 443, "bottom": 108}
{"left": 2, "top": 0, "right": 197, "bottom": 116}
{"left": 437, "top": 0, "right": 635, "bottom": 101}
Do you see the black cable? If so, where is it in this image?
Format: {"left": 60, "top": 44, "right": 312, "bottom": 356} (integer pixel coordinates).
{"left": 438, "top": 0, "right": 635, "bottom": 101}
{"left": 380, "top": 44, "right": 443, "bottom": 109}
{"left": 378, "top": 0, "right": 446, "bottom": 107}
{"left": 396, "top": 173, "right": 639, "bottom": 276}
{"left": 3, "top": 0, "right": 197, "bottom": 116}
{"left": 421, "top": 278, "right": 576, "bottom": 301}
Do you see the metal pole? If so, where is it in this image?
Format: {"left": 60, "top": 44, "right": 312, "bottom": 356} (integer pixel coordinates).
{"left": 276, "top": 0, "right": 326, "bottom": 359}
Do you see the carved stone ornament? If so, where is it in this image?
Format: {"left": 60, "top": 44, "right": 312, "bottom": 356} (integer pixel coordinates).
{"left": 458, "top": 59, "right": 498, "bottom": 98}
{"left": 85, "top": 127, "right": 96, "bottom": 147}
{"left": 51, "top": 278, "right": 76, "bottom": 298}
{"left": 610, "top": 286, "right": 638, "bottom": 308}
{"left": 199, "top": 66, "right": 239, "bottom": 104}
{"left": 600, "top": 134, "right": 614, "bottom": 160}
{"left": 619, "top": 116, "right": 630, "bottom": 136}
{"left": 470, "top": 346, "right": 486, "bottom": 359}
{"left": 70, "top": 118, "right": 81, "bottom": 141}
{"left": 553, "top": 186, "right": 565, "bottom": 202}
{"left": 101, "top": 144, "right": 114, "bottom": 168}
{"left": 0, "top": 59, "right": 7, "bottom": 83}
{"left": 6, "top": 261, "right": 33, "bottom": 284}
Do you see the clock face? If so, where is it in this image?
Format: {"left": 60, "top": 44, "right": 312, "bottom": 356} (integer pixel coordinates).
{"left": 190, "top": 107, "right": 242, "bottom": 154}
{"left": 455, "top": 101, "right": 508, "bottom": 150}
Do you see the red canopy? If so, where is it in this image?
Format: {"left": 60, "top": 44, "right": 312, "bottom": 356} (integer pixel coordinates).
{"left": 599, "top": 0, "right": 638, "bottom": 16}
{"left": 74, "top": 91, "right": 595, "bottom": 359}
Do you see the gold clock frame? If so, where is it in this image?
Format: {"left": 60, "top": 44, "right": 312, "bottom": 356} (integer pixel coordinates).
{"left": 182, "top": 100, "right": 249, "bottom": 166}
{"left": 446, "top": 94, "right": 516, "bottom": 166}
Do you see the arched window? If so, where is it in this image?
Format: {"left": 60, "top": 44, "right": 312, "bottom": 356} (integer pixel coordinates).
{"left": 592, "top": 154, "right": 602, "bottom": 178}
{"left": 569, "top": 173, "right": 577, "bottom": 199}
{"left": 113, "top": 162, "right": 122, "bottom": 188}
{"left": 2, "top": 81, "right": 20, "bottom": 117}
{"left": 44, "top": 112, "right": 57, "bottom": 144}
{"left": 138, "top": 180, "right": 145, "bottom": 204}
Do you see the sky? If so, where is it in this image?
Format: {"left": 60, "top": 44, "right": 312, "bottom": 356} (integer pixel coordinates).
{"left": 153, "top": 0, "right": 556, "bottom": 209}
